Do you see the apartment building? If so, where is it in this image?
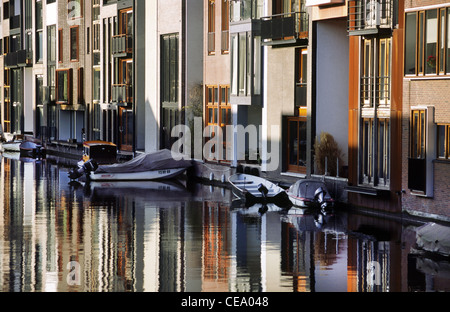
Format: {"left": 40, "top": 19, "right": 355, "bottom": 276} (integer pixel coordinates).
{"left": 402, "top": 0, "right": 450, "bottom": 221}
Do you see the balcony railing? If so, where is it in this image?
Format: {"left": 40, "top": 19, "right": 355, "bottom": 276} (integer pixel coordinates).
{"left": 111, "top": 84, "right": 133, "bottom": 104}
{"left": 408, "top": 158, "right": 426, "bottom": 192}
{"left": 208, "top": 32, "right": 215, "bottom": 54}
{"left": 295, "top": 83, "right": 307, "bottom": 107}
{"left": 360, "top": 75, "right": 390, "bottom": 107}
{"left": 112, "top": 34, "right": 132, "bottom": 56}
{"left": 261, "top": 12, "right": 308, "bottom": 46}
{"left": 348, "top": 0, "right": 395, "bottom": 35}
{"left": 5, "top": 50, "right": 33, "bottom": 68}
{"left": 221, "top": 30, "right": 229, "bottom": 53}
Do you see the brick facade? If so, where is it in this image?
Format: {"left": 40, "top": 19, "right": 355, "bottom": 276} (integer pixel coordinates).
{"left": 402, "top": 0, "right": 450, "bottom": 221}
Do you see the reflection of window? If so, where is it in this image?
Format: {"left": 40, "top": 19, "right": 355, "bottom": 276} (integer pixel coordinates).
{"left": 411, "top": 109, "right": 426, "bottom": 159}
{"left": 56, "top": 69, "right": 72, "bottom": 104}
{"left": 437, "top": 124, "right": 450, "bottom": 159}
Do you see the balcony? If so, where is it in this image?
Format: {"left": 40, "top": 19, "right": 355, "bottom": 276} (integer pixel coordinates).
{"left": 408, "top": 158, "right": 426, "bottom": 193}
{"left": 348, "top": 0, "right": 396, "bottom": 36}
{"left": 111, "top": 84, "right": 133, "bottom": 104}
{"left": 111, "top": 34, "right": 132, "bottom": 57}
{"left": 261, "top": 12, "right": 308, "bottom": 46}
{"left": 5, "top": 50, "right": 33, "bottom": 68}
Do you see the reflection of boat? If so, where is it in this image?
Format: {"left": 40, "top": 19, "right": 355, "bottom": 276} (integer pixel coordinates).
{"left": 19, "top": 141, "right": 46, "bottom": 159}
{"left": 228, "top": 173, "right": 292, "bottom": 208}
{"left": 86, "top": 179, "right": 193, "bottom": 202}
{"left": 286, "top": 179, "right": 334, "bottom": 209}
{"left": 232, "top": 201, "right": 285, "bottom": 216}
{"left": 70, "top": 149, "right": 193, "bottom": 181}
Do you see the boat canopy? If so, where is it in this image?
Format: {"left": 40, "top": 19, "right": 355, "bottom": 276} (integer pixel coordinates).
{"left": 95, "top": 149, "right": 193, "bottom": 174}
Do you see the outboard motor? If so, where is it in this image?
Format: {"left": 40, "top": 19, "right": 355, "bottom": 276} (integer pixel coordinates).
{"left": 314, "top": 187, "right": 328, "bottom": 210}
{"left": 84, "top": 159, "right": 99, "bottom": 173}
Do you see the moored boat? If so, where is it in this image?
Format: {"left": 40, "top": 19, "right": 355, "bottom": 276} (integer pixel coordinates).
{"left": 1, "top": 140, "right": 21, "bottom": 152}
{"left": 228, "top": 173, "right": 292, "bottom": 208}
{"left": 286, "top": 179, "right": 334, "bottom": 209}
{"left": 19, "top": 141, "right": 46, "bottom": 159}
{"left": 70, "top": 149, "right": 193, "bottom": 181}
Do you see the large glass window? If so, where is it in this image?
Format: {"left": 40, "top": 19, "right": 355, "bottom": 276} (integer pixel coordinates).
{"left": 425, "top": 9, "right": 437, "bottom": 75}
{"left": 56, "top": 69, "right": 71, "bottom": 104}
{"left": 161, "top": 34, "right": 179, "bottom": 104}
{"left": 70, "top": 26, "right": 79, "bottom": 61}
{"left": 411, "top": 109, "right": 426, "bottom": 159}
{"left": 405, "top": 12, "right": 417, "bottom": 75}
{"left": 437, "top": 124, "right": 450, "bottom": 159}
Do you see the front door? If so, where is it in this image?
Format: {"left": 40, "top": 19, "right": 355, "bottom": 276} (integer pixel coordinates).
{"left": 287, "top": 116, "right": 307, "bottom": 174}
{"left": 119, "top": 107, "right": 133, "bottom": 152}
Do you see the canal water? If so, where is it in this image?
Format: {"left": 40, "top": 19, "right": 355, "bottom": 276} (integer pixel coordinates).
{"left": 0, "top": 154, "right": 449, "bottom": 293}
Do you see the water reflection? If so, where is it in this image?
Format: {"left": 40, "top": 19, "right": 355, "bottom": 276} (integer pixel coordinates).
{"left": 0, "top": 155, "right": 449, "bottom": 292}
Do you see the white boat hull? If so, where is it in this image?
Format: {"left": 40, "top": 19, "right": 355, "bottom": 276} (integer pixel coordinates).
{"left": 1, "top": 141, "right": 21, "bottom": 152}
{"left": 88, "top": 167, "right": 186, "bottom": 181}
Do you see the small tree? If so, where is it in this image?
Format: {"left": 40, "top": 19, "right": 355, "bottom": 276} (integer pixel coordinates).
{"left": 314, "top": 132, "right": 343, "bottom": 176}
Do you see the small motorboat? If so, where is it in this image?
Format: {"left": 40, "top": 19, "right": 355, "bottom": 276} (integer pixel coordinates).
{"left": 82, "top": 141, "right": 117, "bottom": 164}
{"left": 69, "top": 149, "right": 193, "bottom": 181}
{"left": 19, "top": 141, "right": 46, "bottom": 159}
{"left": 286, "top": 179, "right": 334, "bottom": 209}
{"left": 1, "top": 140, "right": 22, "bottom": 152}
{"left": 228, "top": 173, "right": 292, "bottom": 208}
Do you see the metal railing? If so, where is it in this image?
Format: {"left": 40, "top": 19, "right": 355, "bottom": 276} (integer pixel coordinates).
{"left": 261, "top": 12, "right": 309, "bottom": 45}
{"left": 5, "top": 50, "right": 33, "bottom": 68}
{"left": 348, "top": 0, "right": 394, "bottom": 33}
{"left": 111, "top": 84, "right": 133, "bottom": 103}
{"left": 208, "top": 32, "right": 215, "bottom": 54}
{"left": 111, "top": 34, "right": 132, "bottom": 55}
{"left": 360, "top": 75, "right": 390, "bottom": 107}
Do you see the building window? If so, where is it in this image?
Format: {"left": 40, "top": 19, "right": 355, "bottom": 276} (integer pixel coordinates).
{"left": 361, "top": 38, "right": 391, "bottom": 107}
{"left": 404, "top": 7, "right": 450, "bottom": 76}
{"left": 295, "top": 48, "right": 307, "bottom": 107}
{"left": 221, "top": 0, "right": 229, "bottom": 54}
{"left": 58, "top": 29, "right": 63, "bottom": 62}
{"left": 161, "top": 34, "right": 179, "bottom": 105}
{"left": 437, "top": 124, "right": 450, "bottom": 159}
{"left": 230, "top": 32, "right": 261, "bottom": 98}
{"left": 411, "top": 109, "right": 426, "bottom": 159}
{"left": 70, "top": 26, "right": 79, "bottom": 61}
{"left": 404, "top": 12, "right": 416, "bottom": 75}
{"left": 56, "top": 69, "right": 72, "bottom": 104}
{"left": 208, "top": 0, "right": 215, "bottom": 55}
